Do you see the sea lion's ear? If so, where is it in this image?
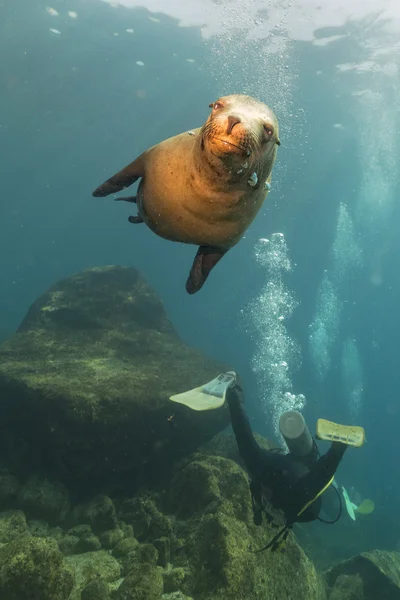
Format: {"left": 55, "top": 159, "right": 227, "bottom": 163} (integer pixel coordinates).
{"left": 209, "top": 103, "right": 213, "bottom": 108}
{"left": 276, "top": 138, "right": 281, "bottom": 146}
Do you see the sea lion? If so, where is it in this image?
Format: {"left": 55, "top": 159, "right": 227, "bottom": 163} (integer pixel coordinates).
{"left": 92, "top": 94, "right": 280, "bottom": 294}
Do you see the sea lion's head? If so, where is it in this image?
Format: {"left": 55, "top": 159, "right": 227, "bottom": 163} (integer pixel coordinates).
{"left": 200, "top": 94, "right": 280, "bottom": 175}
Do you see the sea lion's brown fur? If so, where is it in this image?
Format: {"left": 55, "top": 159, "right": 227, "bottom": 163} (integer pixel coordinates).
{"left": 93, "top": 94, "right": 280, "bottom": 294}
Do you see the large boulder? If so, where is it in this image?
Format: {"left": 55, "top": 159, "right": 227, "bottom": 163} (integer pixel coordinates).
{"left": 118, "top": 447, "right": 327, "bottom": 600}
{"left": 65, "top": 549, "right": 121, "bottom": 595}
{"left": 114, "top": 562, "right": 163, "bottom": 600}
{"left": 0, "top": 266, "right": 229, "bottom": 494}
{"left": 0, "top": 432, "right": 329, "bottom": 600}
{"left": 325, "top": 550, "right": 400, "bottom": 600}
{"left": 0, "top": 510, "right": 30, "bottom": 543}
{"left": 294, "top": 499, "right": 400, "bottom": 571}
{"left": 0, "top": 536, "right": 74, "bottom": 600}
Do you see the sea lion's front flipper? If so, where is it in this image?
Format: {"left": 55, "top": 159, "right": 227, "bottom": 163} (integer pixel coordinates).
{"left": 92, "top": 153, "right": 145, "bottom": 197}
{"left": 186, "top": 246, "right": 227, "bottom": 294}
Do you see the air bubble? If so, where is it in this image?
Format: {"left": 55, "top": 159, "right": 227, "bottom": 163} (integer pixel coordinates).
{"left": 243, "top": 232, "right": 305, "bottom": 441}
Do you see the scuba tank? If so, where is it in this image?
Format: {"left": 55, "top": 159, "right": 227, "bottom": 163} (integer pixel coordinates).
{"left": 279, "top": 410, "right": 318, "bottom": 462}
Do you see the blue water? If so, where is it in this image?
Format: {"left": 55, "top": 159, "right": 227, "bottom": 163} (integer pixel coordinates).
{"left": 1, "top": 0, "right": 400, "bottom": 552}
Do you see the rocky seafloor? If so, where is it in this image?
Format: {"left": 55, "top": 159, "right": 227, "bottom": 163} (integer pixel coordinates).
{"left": 0, "top": 265, "right": 399, "bottom": 600}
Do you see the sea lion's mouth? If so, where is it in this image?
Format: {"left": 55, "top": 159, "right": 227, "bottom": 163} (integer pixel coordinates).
{"left": 213, "top": 138, "right": 248, "bottom": 153}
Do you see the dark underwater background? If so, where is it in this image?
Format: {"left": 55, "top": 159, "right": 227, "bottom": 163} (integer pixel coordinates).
{"left": 1, "top": 0, "right": 400, "bottom": 560}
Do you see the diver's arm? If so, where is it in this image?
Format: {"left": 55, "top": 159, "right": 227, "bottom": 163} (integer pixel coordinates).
{"left": 227, "top": 385, "right": 268, "bottom": 478}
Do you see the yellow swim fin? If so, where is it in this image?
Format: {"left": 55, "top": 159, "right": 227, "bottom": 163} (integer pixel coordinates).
{"left": 169, "top": 371, "right": 236, "bottom": 411}
{"left": 316, "top": 419, "right": 365, "bottom": 447}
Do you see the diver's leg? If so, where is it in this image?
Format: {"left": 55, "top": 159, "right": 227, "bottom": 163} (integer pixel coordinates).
{"left": 227, "top": 385, "right": 270, "bottom": 479}
{"left": 314, "top": 441, "right": 348, "bottom": 480}
{"left": 290, "top": 442, "right": 347, "bottom": 516}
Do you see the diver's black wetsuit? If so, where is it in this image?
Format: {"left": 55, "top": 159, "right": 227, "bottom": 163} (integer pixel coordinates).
{"left": 227, "top": 385, "right": 348, "bottom": 527}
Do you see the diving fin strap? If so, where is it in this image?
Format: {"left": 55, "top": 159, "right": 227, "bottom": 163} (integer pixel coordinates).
{"left": 316, "top": 419, "right": 365, "bottom": 447}
{"left": 169, "top": 371, "right": 237, "bottom": 411}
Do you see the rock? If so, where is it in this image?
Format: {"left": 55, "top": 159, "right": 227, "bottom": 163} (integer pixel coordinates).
{"left": 162, "top": 452, "right": 326, "bottom": 600}
{"left": 163, "top": 567, "right": 187, "bottom": 593}
{"left": 68, "top": 524, "right": 93, "bottom": 537}
{"left": 58, "top": 535, "right": 81, "bottom": 556}
{"left": 200, "top": 431, "right": 274, "bottom": 467}
{"left": 112, "top": 536, "right": 140, "bottom": 559}
{"left": 110, "top": 444, "right": 326, "bottom": 599}
{"left": 65, "top": 549, "right": 121, "bottom": 593}
{"left": 115, "top": 562, "right": 163, "bottom": 600}
{"left": 139, "top": 543, "right": 159, "bottom": 565}
{"left": 0, "top": 266, "right": 228, "bottom": 493}
{"left": 17, "top": 476, "right": 70, "bottom": 524}
{"left": 325, "top": 550, "right": 400, "bottom": 599}
{"left": 0, "top": 510, "right": 30, "bottom": 543}
{"left": 78, "top": 535, "right": 102, "bottom": 553}
{"left": 66, "top": 524, "right": 102, "bottom": 553}
{"left": 121, "top": 541, "right": 159, "bottom": 576}
{"left": 167, "top": 454, "right": 253, "bottom": 521}
{"left": 73, "top": 495, "right": 118, "bottom": 533}
{"left": 99, "top": 527, "right": 124, "bottom": 549}
{"left": 162, "top": 593, "right": 193, "bottom": 600}
{"left": 119, "top": 521, "right": 134, "bottom": 539}
{"left": 0, "top": 536, "right": 74, "bottom": 600}
{"left": 119, "top": 494, "right": 172, "bottom": 542}
{"left": 297, "top": 507, "right": 400, "bottom": 571}
{"left": 114, "top": 538, "right": 141, "bottom": 576}
{"left": 0, "top": 473, "right": 19, "bottom": 508}
{"left": 154, "top": 536, "right": 170, "bottom": 567}
{"left": 328, "top": 573, "right": 364, "bottom": 600}
{"left": 28, "top": 519, "right": 63, "bottom": 540}
{"left": 121, "top": 552, "right": 140, "bottom": 576}
{"left": 58, "top": 527, "right": 102, "bottom": 556}
{"left": 81, "top": 576, "right": 110, "bottom": 600}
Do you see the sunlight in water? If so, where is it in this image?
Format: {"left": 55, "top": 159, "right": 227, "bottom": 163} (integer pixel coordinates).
{"left": 341, "top": 338, "right": 364, "bottom": 418}
{"left": 309, "top": 203, "right": 362, "bottom": 385}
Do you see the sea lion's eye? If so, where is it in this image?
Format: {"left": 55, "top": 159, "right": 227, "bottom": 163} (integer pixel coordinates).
{"left": 264, "top": 124, "right": 274, "bottom": 138}
{"left": 209, "top": 101, "right": 223, "bottom": 110}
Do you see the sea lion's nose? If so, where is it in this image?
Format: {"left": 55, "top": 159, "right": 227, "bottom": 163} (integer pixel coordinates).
{"left": 226, "top": 115, "right": 241, "bottom": 134}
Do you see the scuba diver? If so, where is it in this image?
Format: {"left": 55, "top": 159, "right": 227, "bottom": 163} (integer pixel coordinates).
{"left": 170, "top": 371, "right": 365, "bottom": 552}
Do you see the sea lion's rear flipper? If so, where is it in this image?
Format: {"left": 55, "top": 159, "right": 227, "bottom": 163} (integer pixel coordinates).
{"left": 186, "top": 246, "right": 227, "bottom": 294}
{"left": 115, "top": 196, "right": 137, "bottom": 203}
{"left": 92, "top": 154, "right": 145, "bottom": 197}
{"left": 128, "top": 215, "right": 143, "bottom": 224}
{"left": 113, "top": 196, "right": 142, "bottom": 223}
